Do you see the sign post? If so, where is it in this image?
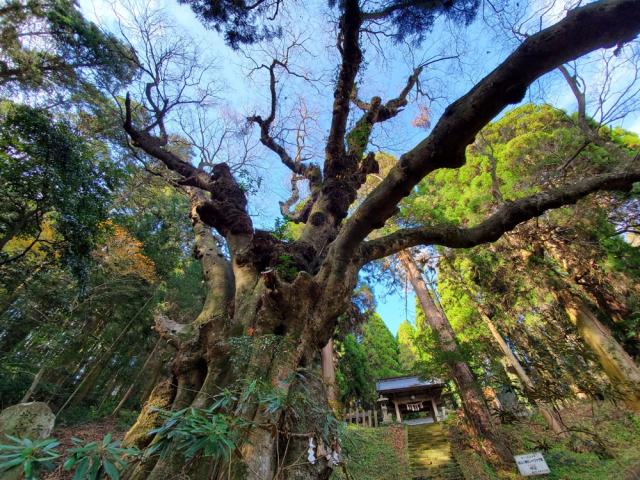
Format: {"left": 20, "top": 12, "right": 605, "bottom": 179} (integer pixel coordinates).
{"left": 514, "top": 452, "right": 550, "bottom": 476}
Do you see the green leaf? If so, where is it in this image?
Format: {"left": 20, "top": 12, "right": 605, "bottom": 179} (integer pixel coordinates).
{"left": 89, "top": 458, "right": 101, "bottom": 480}
{"left": 0, "top": 456, "right": 25, "bottom": 471}
{"left": 72, "top": 457, "right": 90, "bottom": 480}
{"left": 103, "top": 458, "right": 120, "bottom": 480}
{"left": 23, "top": 459, "right": 33, "bottom": 479}
{"left": 64, "top": 457, "right": 77, "bottom": 470}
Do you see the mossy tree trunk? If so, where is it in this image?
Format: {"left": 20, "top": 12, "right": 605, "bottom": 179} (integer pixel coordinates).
{"left": 553, "top": 283, "right": 640, "bottom": 411}
{"left": 123, "top": 190, "right": 348, "bottom": 480}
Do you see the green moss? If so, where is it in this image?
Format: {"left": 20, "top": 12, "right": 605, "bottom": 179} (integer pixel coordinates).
{"left": 123, "top": 380, "right": 174, "bottom": 449}
{"left": 332, "top": 425, "right": 409, "bottom": 480}
{"left": 457, "top": 403, "right": 640, "bottom": 480}
{"left": 275, "top": 254, "right": 299, "bottom": 282}
{"left": 454, "top": 449, "right": 499, "bottom": 480}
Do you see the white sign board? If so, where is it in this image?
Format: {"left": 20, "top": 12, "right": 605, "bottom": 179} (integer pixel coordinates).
{"left": 514, "top": 452, "right": 550, "bottom": 476}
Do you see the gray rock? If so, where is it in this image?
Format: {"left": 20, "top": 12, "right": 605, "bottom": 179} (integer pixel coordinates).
{"left": 0, "top": 402, "right": 55, "bottom": 441}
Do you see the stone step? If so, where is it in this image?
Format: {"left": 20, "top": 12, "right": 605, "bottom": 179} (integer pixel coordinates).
{"left": 406, "top": 424, "right": 463, "bottom": 480}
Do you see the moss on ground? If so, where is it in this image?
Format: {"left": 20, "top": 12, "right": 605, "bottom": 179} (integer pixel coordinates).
{"left": 453, "top": 401, "right": 640, "bottom": 480}
{"left": 332, "top": 425, "right": 410, "bottom": 480}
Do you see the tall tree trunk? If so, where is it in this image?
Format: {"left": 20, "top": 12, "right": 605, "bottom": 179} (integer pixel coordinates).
{"left": 553, "top": 283, "right": 640, "bottom": 411}
{"left": 123, "top": 190, "right": 340, "bottom": 480}
{"left": 112, "top": 340, "right": 164, "bottom": 416}
{"left": 398, "top": 251, "right": 511, "bottom": 463}
{"left": 21, "top": 365, "right": 45, "bottom": 403}
{"left": 475, "top": 305, "right": 566, "bottom": 435}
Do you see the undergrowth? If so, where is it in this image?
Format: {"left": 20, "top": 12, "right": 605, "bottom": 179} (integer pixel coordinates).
{"left": 331, "top": 425, "right": 409, "bottom": 480}
{"left": 451, "top": 401, "right": 640, "bottom": 480}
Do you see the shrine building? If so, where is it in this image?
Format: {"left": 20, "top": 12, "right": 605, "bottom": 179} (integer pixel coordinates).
{"left": 376, "top": 375, "right": 447, "bottom": 424}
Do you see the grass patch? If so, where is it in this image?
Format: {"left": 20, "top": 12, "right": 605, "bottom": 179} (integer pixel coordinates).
{"left": 332, "top": 425, "right": 410, "bottom": 480}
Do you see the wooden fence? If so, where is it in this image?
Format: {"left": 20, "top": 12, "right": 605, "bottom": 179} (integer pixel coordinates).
{"left": 343, "top": 407, "right": 379, "bottom": 427}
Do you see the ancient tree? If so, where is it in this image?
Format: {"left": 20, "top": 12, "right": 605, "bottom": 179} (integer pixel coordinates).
{"left": 120, "top": 0, "right": 640, "bottom": 478}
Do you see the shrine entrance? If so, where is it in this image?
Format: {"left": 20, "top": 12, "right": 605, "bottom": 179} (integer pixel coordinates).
{"left": 375, "top": 376, "right": 447, "bottom": 425}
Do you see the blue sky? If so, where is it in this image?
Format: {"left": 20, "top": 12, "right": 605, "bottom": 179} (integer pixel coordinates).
{"left": 82, "top": 0, "right": 640, "bottom": 335}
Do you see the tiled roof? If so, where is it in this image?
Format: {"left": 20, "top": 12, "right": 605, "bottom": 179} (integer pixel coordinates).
{"left": 375, "top": 375, "right": 444, "bottom": 393}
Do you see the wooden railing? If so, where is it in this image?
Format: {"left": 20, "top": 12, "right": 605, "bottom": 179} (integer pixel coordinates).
{"left": 343, "top": 407, "right": 379, "bottom": 427}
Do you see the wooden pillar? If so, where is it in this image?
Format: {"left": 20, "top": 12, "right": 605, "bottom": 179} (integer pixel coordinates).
{"left": 367, "top": 409, "right": 372, "bottom": 427}
{"left": 431, "top": 398, "right": 439, "bottom": 422}
{"left": 394, "top": 401, "right": 402, "bottom": 423}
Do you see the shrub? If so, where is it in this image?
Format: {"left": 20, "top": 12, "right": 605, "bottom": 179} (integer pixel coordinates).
{"left": 63, "top": 433, "right": 140, "bottom": 480}
{"left": 0, "top": 435, "right": 60, "bottom": 480}
{"left": 147, "top": 407, "right": 243, "bottom": 461}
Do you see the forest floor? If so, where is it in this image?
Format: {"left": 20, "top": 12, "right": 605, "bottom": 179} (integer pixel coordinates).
{"left": 453, "top": 401, "right": 640, "bottom": 480}
{"left": 42, "top": 417, "right": 128, "bottom": 480}
{"left": 30, "top": 401, "right": 640, "bottom": 479}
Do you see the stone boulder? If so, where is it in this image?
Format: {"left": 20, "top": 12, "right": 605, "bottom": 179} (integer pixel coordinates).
{"left": 0, "top": 402, "right": 55, "bottom": 441}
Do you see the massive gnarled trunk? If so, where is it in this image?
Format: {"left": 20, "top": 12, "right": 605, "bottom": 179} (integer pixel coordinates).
{"left": 122, "top": 189, "right": 350, "bottom": 480}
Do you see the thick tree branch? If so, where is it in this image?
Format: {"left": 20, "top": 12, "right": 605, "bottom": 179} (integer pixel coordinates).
{"left": 332, "top": 0, "right": 640, "bottom": 262}
{"left": 124, "top": 94, "right": 255, "bottom": 247}
{"left": 124, "top": 94, "right": 212, "bottom": 190}
{"left": 359, "top": 168, "right": 640, "bottom": 262}
{"left": 324, "top": 0, "right": 363, "bottom": 177}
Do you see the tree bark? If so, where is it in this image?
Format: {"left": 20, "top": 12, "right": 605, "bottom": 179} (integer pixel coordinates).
{"left": 398, "top": 251, "right": 511, "bottom": 463}
{"left": 553, "top": 284, "right": 640, "bottom": 411}
{"left": 122, "top": 191, "right": 340, "bottom": 480}
{"left": 321, "top": 338, "right": 338, "bottom": 409}
{"left": 475, "top": 305, "right": 566, "bottom": 436}
{"left": 20, "top": 365, "right": 45, "bottom": 403}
